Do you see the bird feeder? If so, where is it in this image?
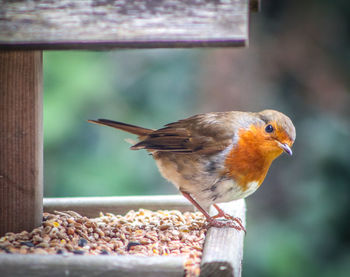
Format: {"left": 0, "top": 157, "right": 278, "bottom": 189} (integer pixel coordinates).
{"left": 0, "top": 0, "right": 259, "bottom": 276}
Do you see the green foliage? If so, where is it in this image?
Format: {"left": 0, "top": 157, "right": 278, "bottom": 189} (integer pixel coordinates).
{"left": 43, "top": 50, "right": 199, "bottom": 197}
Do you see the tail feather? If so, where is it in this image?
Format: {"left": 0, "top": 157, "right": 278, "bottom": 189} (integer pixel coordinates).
{"left": 88, "top": 119, "right": 153, "bottom": 137}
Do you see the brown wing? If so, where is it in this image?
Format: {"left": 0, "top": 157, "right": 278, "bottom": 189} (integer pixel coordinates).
{"left": 131, "top": 112, "right": 237, "bottom": 155}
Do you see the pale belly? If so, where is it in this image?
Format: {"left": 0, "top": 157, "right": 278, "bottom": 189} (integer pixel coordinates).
{"left": 190, "top": 179, "right": 261, "bottom": 210}
{"left": 154, "top": 152, "right": 261, "bottom": 210}
{"left": 206, "top": 179, "right": 260, "bottom": 203}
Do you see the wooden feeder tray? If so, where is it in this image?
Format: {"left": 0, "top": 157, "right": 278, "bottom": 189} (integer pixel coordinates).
{"left": 0, "top": 195, "right": 246, "bottom": 277}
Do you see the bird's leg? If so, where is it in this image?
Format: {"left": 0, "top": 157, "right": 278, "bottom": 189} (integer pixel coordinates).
{"left": 212, "top": 204, "right": 246, "bottom": 233}
{"left": 181, "top": 191, "right": 212, "bottom": 220}
{"left": 181, "top": 192, "right": 244, "bottom": 231}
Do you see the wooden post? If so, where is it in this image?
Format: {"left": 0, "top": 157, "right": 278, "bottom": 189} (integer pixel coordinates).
{"left": 200, "top": 200, "right": 246, "bottom": 277}
{"left": 0, "top": 51, "right": 43, "bottom": 235}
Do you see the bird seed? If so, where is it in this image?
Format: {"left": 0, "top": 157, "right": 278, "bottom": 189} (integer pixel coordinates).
{"left": 0, "top": 209, "right": 207, "bottom": 277}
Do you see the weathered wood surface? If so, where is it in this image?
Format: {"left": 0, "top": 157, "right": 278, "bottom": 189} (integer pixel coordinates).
{"left": 0, "top": 51, "right": 43, "bottom": 236}
{"left": 0, "top": 254, "right": 185, "bottom": 277}
{"left": 44, "top": 195, "right": 195, "bottom": 217}
{"left": 0, "top": 0, "right": 250, "bottom": 49}
{"left": 200, "top": 199, "right": 246, "bottom": 277}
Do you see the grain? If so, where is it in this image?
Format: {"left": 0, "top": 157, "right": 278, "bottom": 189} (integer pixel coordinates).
{"left": 0, "top": 209, "right": 206, "bottom": 277}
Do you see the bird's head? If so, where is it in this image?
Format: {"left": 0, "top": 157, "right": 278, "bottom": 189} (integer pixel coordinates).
{"left": 225, "top": 109, "right": 296, "bottom": 188}
{"left": 254, "top": 109, "right": 296, "bottom": 159}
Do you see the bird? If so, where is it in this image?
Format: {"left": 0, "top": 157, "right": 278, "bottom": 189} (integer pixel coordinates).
{"left": 88, "top": 109, "right": 295, "bottom": 231}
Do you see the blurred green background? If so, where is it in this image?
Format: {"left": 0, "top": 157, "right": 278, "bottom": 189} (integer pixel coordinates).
{"left": 43, "top": 0, "right": 350, "bottom": 276}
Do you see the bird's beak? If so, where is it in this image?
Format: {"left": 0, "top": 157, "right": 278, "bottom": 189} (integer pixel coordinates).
{"left": 277, "top": 141, "right": 293, "bottom": 156}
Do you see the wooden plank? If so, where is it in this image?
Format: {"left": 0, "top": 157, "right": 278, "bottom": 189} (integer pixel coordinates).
{"left": 0, "top": 51, "right": 43, "bottom": 236}
{"left": 44, "top": 195, "right": 195, "bottom": 217}
{"left": 200, "top": 199, "right": 246, "bottom": 277}
{"left": 0, "top": 254, "right": 185, "bottom": 277}
{"left": 0, "top": 0, "right": 250, "bottom": 49}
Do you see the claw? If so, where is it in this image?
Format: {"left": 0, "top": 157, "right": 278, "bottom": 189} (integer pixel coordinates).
{"left": 212, "top": 204, "right": 246, "bottom": 233}
{"left": 181, "top": 191, "right": 246, "bottom": 232}
{"left": 207, "top": 218, "right": 244, "bottom": 231}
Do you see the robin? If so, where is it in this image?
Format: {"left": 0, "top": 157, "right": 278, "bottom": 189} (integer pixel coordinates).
{"left": 88, "top": 109, "right": 295, "bottom": 231}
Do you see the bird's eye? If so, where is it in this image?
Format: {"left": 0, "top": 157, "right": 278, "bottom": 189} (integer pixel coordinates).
{"left": 265, "top": 124, "right": 274, "bottom": 133}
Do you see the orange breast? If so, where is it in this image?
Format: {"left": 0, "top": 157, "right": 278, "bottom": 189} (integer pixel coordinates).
{"left": 224, "top": 125, "right": 282, "bottom": 191}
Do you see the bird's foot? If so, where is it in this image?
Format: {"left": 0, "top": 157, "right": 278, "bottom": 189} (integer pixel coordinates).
{"left": 180, "top": 192, "right": 246, "bottom": 232}
{"left": 211, "top": 204, "right": 246, "bottom": 232}
{"left": 207, "top": 217, "right": 245, "bottom": 231}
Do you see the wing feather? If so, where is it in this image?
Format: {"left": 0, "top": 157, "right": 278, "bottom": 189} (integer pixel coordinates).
{"left": 131, "top": 112, "right": 238, "bottom": 154}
